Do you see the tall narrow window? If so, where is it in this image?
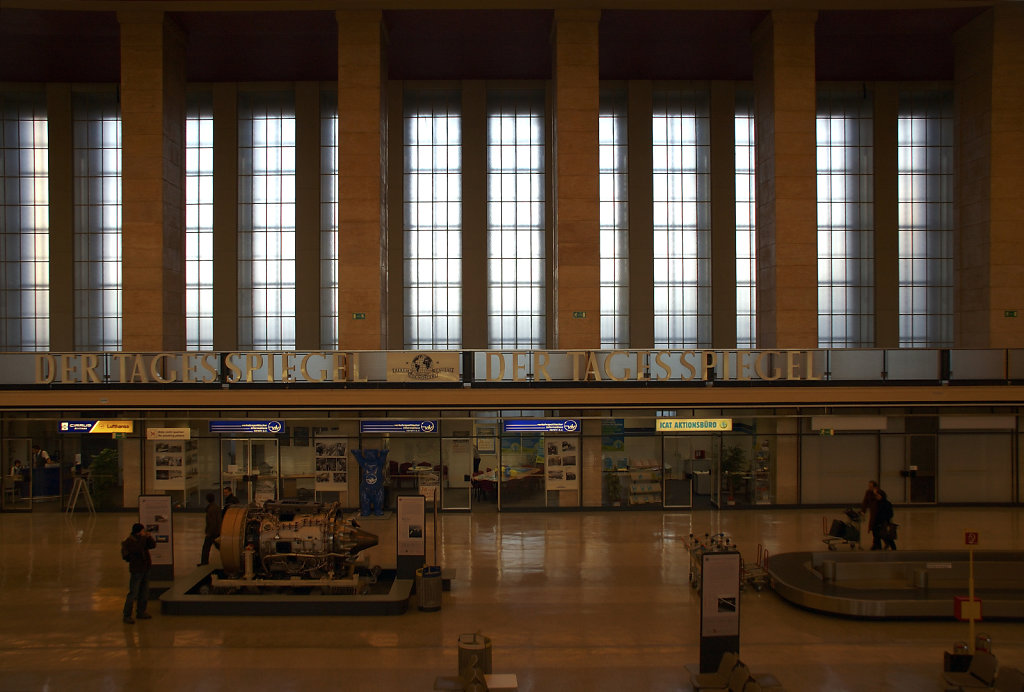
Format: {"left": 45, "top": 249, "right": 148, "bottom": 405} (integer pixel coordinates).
{"left": 185, "top": 94, "right": 213, "bottom": 350}
{"left": 599, "top": 89, "right": 628, "bottom": 349}
{"left": 487, "top": 90, "right": 545, "bottom": 350}
{"left": 898, "top": 89, "right": 953, "bottom": 347}
{"left": 404, "top": 90, "right": 462, "bottom": 349}
{"left": 0, "top": 92, "right": 49, "bottom": 351}
{"left": 652, "top": 88, "right": 711, "bottom": 348}
{"left": 238, "top": 92, "right": 296, "bottom": 350}
{"left": 320, "top": 90, "right": 339, "bottom": 350}
{"left": 73, "top": 90, "right": 121, "bottom": 351}
{"left": 735, "top": 94, "right": 756, "bottom": 349}
{"left": 816, "top": 88, "right": 874, "bottom": 348}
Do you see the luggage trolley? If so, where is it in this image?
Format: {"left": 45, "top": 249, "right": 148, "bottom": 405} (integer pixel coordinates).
{"left": 743, "top": 543, "right": 771, "bottom": 592}
{"left": 682, "top": 532, "right": 738, "bottom": 592}
{"left": 822, "top": 507, "right": 862, "bottom": 550}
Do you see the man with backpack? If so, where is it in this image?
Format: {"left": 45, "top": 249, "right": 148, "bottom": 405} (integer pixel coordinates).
{"left": 121, "top": 523, "right": 156, "bottom": 624}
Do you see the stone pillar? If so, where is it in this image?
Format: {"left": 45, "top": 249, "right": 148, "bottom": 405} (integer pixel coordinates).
{"left": 337, "top": 10, "right": 385, "bottom": 350}
{"left": 212, "top": 84, "right": 238, "bottom": 351}
{"left": 955, "top": 5, "right": 1024, "bottom": 348}
{"left": 553, "top": 9, "right": 601, "bottom": 348}
{"left": 628, "top": 81, "right": 654, "bottom": 349}
{"left": 461, "top": 82, "right": 488, "bottom": 350}
{"left": 873, "top": 83, "right": 899, "bottom": 348}
{"left": 118, "top": 11, "right": 186, "bottom": 351}
{"left": 295, "top": 83, "right": 321, "bottom": 350}
{"left": 752, "top": 10, "right": 818, "bottom": 349}
{"left": 710, "top": 82, "right": 737, "bottom": 348}
{"left": 46, "top": 84, "right": 74, "bottom": 352}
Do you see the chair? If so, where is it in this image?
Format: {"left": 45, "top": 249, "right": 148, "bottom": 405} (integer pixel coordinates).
{"left": 727, "top": 663, "right": 752, "bottom": 692}
{"left": 943, "top": 651, "right": 998, "bottom": 689}
{"left": 995, "top": 666, "right": 1024, "bottom": 692}
{"left": 3, "top": 476, "right": 17, "bottom": 504}
{"left": 690, "top": 651, "right": 739, "bottom": 690}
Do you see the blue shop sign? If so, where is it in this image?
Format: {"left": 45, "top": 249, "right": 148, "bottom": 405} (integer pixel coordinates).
{"left": 209, "top": 420, "right": 285, "bottom": 434}
{"left": 503, "top": 419, "right": 580, "bottom": 434}
{"left": 60, "top": 420, "right": 98, "bottom": 433}
{"left": 360, "top": 420, "right": 437, "bottom": 434}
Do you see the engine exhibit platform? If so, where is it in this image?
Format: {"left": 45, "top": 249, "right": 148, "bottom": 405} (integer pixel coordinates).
{"left": 159, "top": 565, "right": 413, "bottom": 616}
{"left": 767, "top": 550, "right": 1024, "bottom": 619}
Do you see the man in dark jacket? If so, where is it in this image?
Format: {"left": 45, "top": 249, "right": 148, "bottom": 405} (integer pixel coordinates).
{"left": 199, "top": 492, "right": 221, "bottom": 566}
{"left": 121, "top": 523, "right": 156, "bottom": 624}
{"left": 222, "top": 486, "right": 239, "bottom": 516}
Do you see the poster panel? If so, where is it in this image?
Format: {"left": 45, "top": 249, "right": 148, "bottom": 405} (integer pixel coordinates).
{"left": 700, "top": 552, "right": 741, "bottom": 637}
{"left": 138, "top": 495, "right": 173, "bottom": 567}
{"left": 152, "top": 440, "right": 185, "bottom": 490}
{"left": 314, "top": 437, "right": 349, "bottom": 492}
{"left": 545, "top": 436, "right": 580, "bottom": 491}
{"left": 397, "top": 495, "right": 426, "bottom": 557}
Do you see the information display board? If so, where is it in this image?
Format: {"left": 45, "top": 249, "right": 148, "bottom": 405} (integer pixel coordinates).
{"left": 544, "top": 436, "right": 580, "bottom": 491}
{"left": 699, "top": 551, "right": 741, "bottom": 672}
{"left": 314, "top": 438, "right": 349, "bottom": 492}
{"left": 138, "top": 495, "right": 173, "bottom": 580}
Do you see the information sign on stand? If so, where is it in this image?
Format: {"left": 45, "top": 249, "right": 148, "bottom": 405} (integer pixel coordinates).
{"left": 396, "top": 494, "right": 426, "bottom": 579}
{"left": 138, "top": 495, "right": 174, "bottom": 581}
{"left": 699, "top": 551, "right": 741, "bottom": 672}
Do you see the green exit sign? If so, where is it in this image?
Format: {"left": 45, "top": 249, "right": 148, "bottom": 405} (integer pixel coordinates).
{"left": 352, "top": 312, "right": 366, "bottom": 320}
{"left": 1005, "top": 310, "right": 1018, "bottom": 318}
{"left": 572, "top": 311, "right": 587, "bottom": 319}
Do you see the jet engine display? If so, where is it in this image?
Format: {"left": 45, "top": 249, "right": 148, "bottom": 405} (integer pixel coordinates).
{"left": 218, "top": 501, "right": 378, "bottom": 586}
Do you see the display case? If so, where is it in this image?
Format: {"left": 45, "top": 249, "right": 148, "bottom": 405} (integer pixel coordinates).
{"left": 628, "top": 467, "right": 662, "bottom": 505}
{"left": 753, "top": 442, "right": 772, "bottom": 504}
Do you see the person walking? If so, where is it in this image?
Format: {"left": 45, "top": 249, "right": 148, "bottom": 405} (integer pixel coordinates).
{"left": 860, "top": 480, "right": 881, "bottom": 549}
{"left": 873, "top": 487, "right": 897, "bottom": 550}
{"left": 121, "top": 523, "right": 155, "bottom": 624}
{"left": 198, "top": 492, "right": 221, "bottom": 566}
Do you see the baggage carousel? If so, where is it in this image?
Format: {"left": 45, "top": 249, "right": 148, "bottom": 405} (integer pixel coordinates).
{"left": 766, "top": 550, "right": 1024, "bottom": 619}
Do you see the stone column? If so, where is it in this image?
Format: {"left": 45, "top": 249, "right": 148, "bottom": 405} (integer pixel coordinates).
{"left": 710, "top": 81, "right": 737, "bottom": 348}
{"left": 553, "top": 9, "right": 601, "bottom": 348}
{"left": 873, "top": 83, "right": 899, "bottom": 348}
{"left": 46, "top": 84, "right": 74, "bottom": 352}
{"left": 955, "top": 5, "right": 1024, "bottom": 348}
{"left": 752, "top": 10, "right": 818, "bottom": 349}
{"left": 337, "top": 10, "right": 385, "bottom": 350}
{"left": 118, "top": 11, "right": 186, "bottom": 351}
{"left": 212, "top": 84, "right": 238, "bottom": 351}
{"left": 628, "top": 81, "right": 654, "bottom": 349}
{"left": 295, "top": 83, "right": 321, "bottom": 350}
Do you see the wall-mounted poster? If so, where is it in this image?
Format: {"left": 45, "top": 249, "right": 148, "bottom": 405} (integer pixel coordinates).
{"left": 315, "top": 438, "right": 349, "bottom": 491}
{"left": 152, "top": 439, "right": 197, "bottom": 492}
{"left": 545, "top": 437, "right": 580, "bottom": 491}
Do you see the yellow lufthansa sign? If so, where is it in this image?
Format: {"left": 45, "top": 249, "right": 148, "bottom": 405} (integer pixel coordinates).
{"left": 656, "top": 418, "right": 733, "bottom": 432}
{"left": 91, "top": 420, "right": 135, "bottom": 434}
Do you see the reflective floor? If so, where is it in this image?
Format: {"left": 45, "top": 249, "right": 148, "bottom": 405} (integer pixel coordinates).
{"left": 1, "top": 505, "right": 1023, "bottom": 691}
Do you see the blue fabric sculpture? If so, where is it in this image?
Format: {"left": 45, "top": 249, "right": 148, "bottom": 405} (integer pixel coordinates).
{"left": 352, "top": 448, "right": 388, "bottom": 516}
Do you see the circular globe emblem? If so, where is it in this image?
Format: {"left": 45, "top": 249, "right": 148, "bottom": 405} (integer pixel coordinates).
{"left": 268, "top": 421, "right": 283, "bottom": 434}
{"left": 420, "top": 421, "right": 436, "bottom": 433}
{"left": 564, "top": 420, "right": 578, "bottom": 432}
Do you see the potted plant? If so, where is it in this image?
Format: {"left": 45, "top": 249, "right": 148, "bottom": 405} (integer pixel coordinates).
{"left": 89, "top": 447, "right": 120, "bottom": 510}
{"left": 721, "top": 445, "right": 749, "bottom": 505}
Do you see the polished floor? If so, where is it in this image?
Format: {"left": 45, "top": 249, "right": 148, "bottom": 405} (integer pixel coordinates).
{"left": 1, "top": 504, "right": 1022, "bottom": 691}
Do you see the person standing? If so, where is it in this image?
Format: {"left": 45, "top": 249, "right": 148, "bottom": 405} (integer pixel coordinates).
{"left": 198, "top": 492, "right": 221, "bottom": 566}
{"left": 873, "top": 488, "right": 897, "bottom": 550}
{"left": 121, "top": 523, "right": 155, "bottom": 624}
{"left": 860, "top": 480, "right": 880, "bottom": 549}
{"left": 222, "top": 486, "right": 239, "bottom": 516}
{"left": 31, "top": 445, "right": 50, "bottom": 468}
